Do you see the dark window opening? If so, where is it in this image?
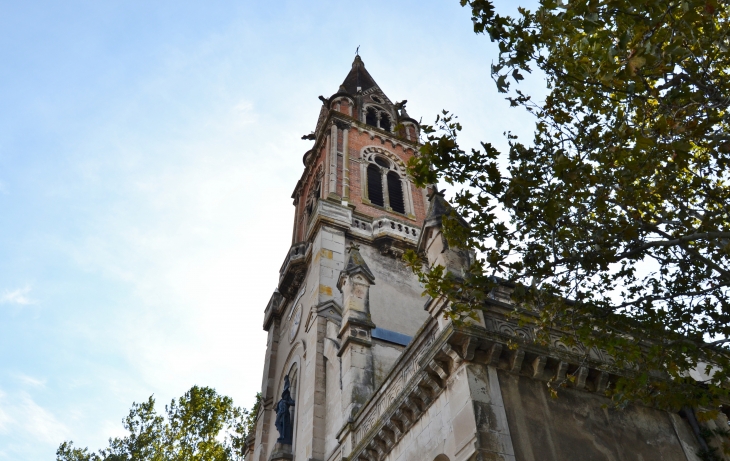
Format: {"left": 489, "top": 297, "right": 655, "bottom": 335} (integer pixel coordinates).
{"left": 380, "top": 113, "right": 391, "bottom": 132}
{"left": 365, "top": 107, "right": 378, "bottom": 127}
{"left": 374, "top": 157, "right": 389, "bottom": 168}
{"left": 387, "top": 172, "right": 405, "bottom": 214}
{"left": 367, "top": 164, "right": 384, "bottom": 207}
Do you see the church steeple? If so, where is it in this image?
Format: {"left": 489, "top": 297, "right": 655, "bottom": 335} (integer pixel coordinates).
{"left": 254, "top": 56, "right": 433, "bottom": 461}
{"left": 340, "top": 55, "right": 379, "bottom": 95}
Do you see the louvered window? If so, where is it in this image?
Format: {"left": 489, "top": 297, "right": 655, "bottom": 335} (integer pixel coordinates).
{"left": 367, "top": 164, "right": 384, "bottom": 206}
{"left": 387, "top": 171, "right": 405, "bottom": 214}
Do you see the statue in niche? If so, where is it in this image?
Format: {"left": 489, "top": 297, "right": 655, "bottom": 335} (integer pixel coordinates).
{"left": 275, "top": 375, "right": 296, "bottom": 445}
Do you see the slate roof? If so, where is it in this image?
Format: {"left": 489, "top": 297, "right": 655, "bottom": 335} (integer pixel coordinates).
{"left": 340, "top": 55, "right": 379, "bottom": 95}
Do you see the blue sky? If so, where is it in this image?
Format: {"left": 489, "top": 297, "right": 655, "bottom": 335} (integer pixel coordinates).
{"left": 0, "top": 1, "right": 539, "bottom": 459}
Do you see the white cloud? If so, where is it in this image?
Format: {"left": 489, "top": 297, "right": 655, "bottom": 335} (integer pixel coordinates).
{"left": 16, "top": 393, "right": 69, "bottom": 444}
{"left": 0, "top": 286, "right": 35, "bottom": 306}
{"left": 0, "top": 390, "right": 68, "bottom": 445}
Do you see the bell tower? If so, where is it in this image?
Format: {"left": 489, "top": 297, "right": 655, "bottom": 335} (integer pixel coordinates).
{"left": 250, "top": 55, "right": 430, "bottom": 461}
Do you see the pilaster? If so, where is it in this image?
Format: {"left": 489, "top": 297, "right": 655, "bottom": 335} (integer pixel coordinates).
{"left": 329, "top": 124, "right": 338, "bottom": 196}
{"left": 337, "top": 245, "right": 377, "bottom": 419}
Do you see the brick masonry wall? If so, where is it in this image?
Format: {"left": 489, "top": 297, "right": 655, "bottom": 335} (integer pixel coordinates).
{"left": 345, "top": 127, "right": 426, "bottom": 225}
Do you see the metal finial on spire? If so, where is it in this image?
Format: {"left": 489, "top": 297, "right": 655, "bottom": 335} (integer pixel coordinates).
{"left": 356, "top": 45, "right": 360, "bottom": 56}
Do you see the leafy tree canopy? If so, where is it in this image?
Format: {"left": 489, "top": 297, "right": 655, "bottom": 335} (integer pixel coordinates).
{"left": 57, "top": 386, "right": 261, "bottom": 461}
{"left": 407, "top": 0, "right": 730, "bottom": 414}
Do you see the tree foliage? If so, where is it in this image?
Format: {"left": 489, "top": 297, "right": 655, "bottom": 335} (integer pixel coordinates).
{"left": 56, "top": 386, "right": 258, "bottom": 461}
{"left": 407, "top": 0, "right": 730, "bottom": 413}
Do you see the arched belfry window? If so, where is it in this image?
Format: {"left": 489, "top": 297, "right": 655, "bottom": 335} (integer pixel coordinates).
{"left": 387, "top": 171, "right": 405, "bottom": 214}
{"left": 363, "top": 105, "right": 393, "bottom": 132}
{"left": 365, "top": 107, "right": 378, "bottom": 128}
{"left": 361, "top": 147, "right": 413, "bottom": 216}
{"left": 380, "top": 113, "right": 391, "bottom": 132}
{"left": 367, "top": 164, "right": 384, "bottom": 207}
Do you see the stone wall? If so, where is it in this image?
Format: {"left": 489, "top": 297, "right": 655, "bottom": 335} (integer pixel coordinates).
{"left": 498, "top": 369, "right": 700, "bottom": 461}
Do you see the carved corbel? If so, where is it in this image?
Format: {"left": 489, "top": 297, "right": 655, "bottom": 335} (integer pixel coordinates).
{"left": 393, "top": 410, "right": 411, "bottom": 431}
{"left": 428, "top": 359, "right": 449, "bottom": 382}
{"left": 377, "top": 429, "right": 394, "bottom": 450}
{"left": 384, "top": 421, "right": 401, "bottom": 443}
{"left": 420, "top": 372, "right": 443, "bottom": 395}
{"left": 365, "top": 445, "right": 379, "bottom": 461}
{"left": 413, "top": 387, "right": 432, "bottom": 407}
{"left": 510, "top": 349, "right": 525, "bottom": 373}
{"left": 556, "top": 361, "right": 569, "bottom": 382}
{"left": 574, "top": 366, "right": 589, "bottom": 389}
{"left": 461, "top": 336, "right": 478, "bottom": 361}
{"left": 393, "top": 407, "right": 412, "bottom": 434}
{"left": 404, "top": 398, "right": 422, "bottom": 419}
{"left": 533, "top": 356, "right": 547, "bottom": 378}
{"left": 441, "top": 343, "right": 464, "bottom": 371}
{"left": 596, "top": 371, "right": 610, "bottom": 393}
{"left": 371, "top": 437, "right": 386, "bottom": 459}
{"left": 487, "top": 343, "right": 503, "bottom": 366}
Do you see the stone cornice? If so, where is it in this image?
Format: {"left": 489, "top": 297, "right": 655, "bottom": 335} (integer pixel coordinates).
{"left": 338, "top": 308, "right": 626, "bottom": 461}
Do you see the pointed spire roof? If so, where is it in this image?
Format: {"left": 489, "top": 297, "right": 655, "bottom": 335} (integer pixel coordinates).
{"left": 337, "top": 244, "right": 376, "bottom": 290}
{"left": 417, "top": 189, "right": 470, "bottom": 253}
{"left": 340, "top": 55, "right": 379, "bottom": 95}
{"left": 423, "top": 189, "right": 451, "bottom": 229}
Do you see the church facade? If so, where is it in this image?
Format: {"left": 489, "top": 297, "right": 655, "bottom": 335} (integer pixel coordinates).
{"left": 245, "top": 56, "right": 714, "bottom": 461}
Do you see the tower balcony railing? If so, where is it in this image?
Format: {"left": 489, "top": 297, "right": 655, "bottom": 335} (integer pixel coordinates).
{"left": 370, "top": 217, "right": 419, "bottom": 243}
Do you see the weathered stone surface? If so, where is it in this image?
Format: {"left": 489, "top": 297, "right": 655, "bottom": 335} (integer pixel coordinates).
{"left": 497, "top": 369, "right": 696, "bottom": 461}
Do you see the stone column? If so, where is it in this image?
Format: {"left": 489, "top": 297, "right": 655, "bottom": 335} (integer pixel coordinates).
{"left": 402, "top": 177, "right": 414, "bottom": 217}
{"left": 324, "top": 135, "right": 330, "bottom": 197}
{"left": 329, "top": 124, "right": 338, "bottom": 196}
{"left": 336, "top": 245, "right": 376, "bottom": 419}
{"left": 337, "top": 122, "right": 350, "bottom": 201}
{"left": 381, "top": 169, "right": 390, "bottom": 210}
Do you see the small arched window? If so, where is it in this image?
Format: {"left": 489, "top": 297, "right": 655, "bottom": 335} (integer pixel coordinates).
{"left": 365, "top": 107, "right": 378, "bottom": 128}
{"left": 364, "top": 106, "right": 393, "bottom": 132}
{"left": 387, "top": 171, "right": 405, "bottom": 214}
{"left": 380, "top": 113, "right": 391, "bottom": 132}
{"left": 367, "top": 164, "right": 384, "bottom": 206}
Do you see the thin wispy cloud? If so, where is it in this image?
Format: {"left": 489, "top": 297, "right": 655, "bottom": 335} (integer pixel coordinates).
{"left": 0, "top": 389, "right": 68, "bottom": 446}
{"left": 0, "top": 286, "right": 35, "bottom": 306}
{"left": 14, "top": 373, "right": 46, "bottom": 389}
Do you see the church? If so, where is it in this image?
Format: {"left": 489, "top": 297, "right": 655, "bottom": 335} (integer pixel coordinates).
{"left": 244, "top": 55, "right": 715, "bottom": 461}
